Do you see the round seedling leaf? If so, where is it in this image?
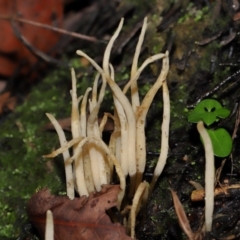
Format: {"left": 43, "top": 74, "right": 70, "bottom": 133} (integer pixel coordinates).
{"left": 206, "top": 128, "right": 232, "bottom": 157}
{"left": 188, "top": 99, "right": 224, "bottom": 126}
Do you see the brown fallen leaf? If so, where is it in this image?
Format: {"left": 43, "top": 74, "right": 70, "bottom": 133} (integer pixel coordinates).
{"left": 27, "top": 185, "right": 132, "bottom": 240}
{"left": 170, "top": 189, "right": 195, "bottom": 240}
{"left": 0, "top": 0, "right": 63, "bottom": 78}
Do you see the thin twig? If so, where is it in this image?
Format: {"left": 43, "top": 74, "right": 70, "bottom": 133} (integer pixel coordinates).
{"left": 11, "top": 20, "right": 69, "bottom": 67}
{"left": 0, "top": 14, "right": 100, "bottom": 43}
{"left": 187, "top": 69, "right": 240, "bottom": 108}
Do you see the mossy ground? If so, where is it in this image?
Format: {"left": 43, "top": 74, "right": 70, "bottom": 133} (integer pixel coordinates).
{"left": 0, "top": 67, "right": 73, "bottom": 238}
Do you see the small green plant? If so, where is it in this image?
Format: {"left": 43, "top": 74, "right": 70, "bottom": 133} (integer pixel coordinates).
{"left": 188, "top": 99, "right": 232, "bottom": 157}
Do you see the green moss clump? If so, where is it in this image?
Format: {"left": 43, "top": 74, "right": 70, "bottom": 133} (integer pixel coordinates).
{"left": 0, "top": 67, "right": 75, "bottom": 238}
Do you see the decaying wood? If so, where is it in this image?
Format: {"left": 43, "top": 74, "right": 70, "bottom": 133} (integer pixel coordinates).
{"left": 191, "top": 184, "right": 240, "bottom": 202}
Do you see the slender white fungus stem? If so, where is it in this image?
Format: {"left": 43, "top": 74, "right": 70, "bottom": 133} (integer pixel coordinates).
{"left": 77, "top": 95, "right": 83, "bottom": 104}
{"left": 79, "top": 88, "right": 95, "bottom": 193}
{"left": 129, "top": 181, "right": 149, "bottom": 238}
{"left": 74, "top": 149, "right": 89, "bottom": 196}
{"left": 73, "top": 87, "right": 92, "bottom": 196}
{"left": 70, "top": 68, "right": 90, "bottom": 196}
{"left": 80, "top": 88, "right": 94, "bottom": 187}
{"left": 131, "top": 17, "right": 148, "bottom": 76}
{"left": 43, "top": 137, "right": 83, "bottom": 158}
{"left": 111, "top": 109, "right": 122, "bottom": 169}
{"left": 76, "top": 51, "right": 104, "bottom": 75}
{"left": 197, "top": 121, "right": 214, "bottom": 232}
{"left": 45, "top": 210, "right": 54, "bottom": 240}
{"left": 87, "top": 133, "right": 103, "bottom": 191}
{"left": 77, "top": 79, "right": 96, "bottom": 193}
{"left": 109, "top": 64, "right": 129, "bottom": 176}
{"left": 99, "top": 113, "right": 112, "bottom": 186}
{"left": 45, "top": 113, "right": 74, "bottom": 199}
{"left": 130, "top": 17, "right": 148, "bottom": 112}
{"left": 123, "top": 53, "right": 165, "bottom": 94}
{"left": 82, "top": 146, "right": 95, "bottom": 193}
{"left": 80, "top": 87, "right": 92, "bottom": 137}
{"left": 108, "top": 131, "right": 121, "bottom": 180}
{"left": 106, "top": 112, "right": 121, "bottom": 180}
{"left": 70, "top": 68, "right": 81, "bottom": 139}
{"left": 135, "top": 52, "right": 169, "bottom": 189}
{"left": 102, "top": 18, "right": 124, "bottom": 78}
{"left": 150, "top": 54, "right": 170, "bottom": 193}
{"left": 99, "top": 112, "right": 108, "bottom": 134}
{"left": 113, "top": 97, "right": 129, "bottom": 176}
{"left": 91, "top": 73, "right": 100, "bottom": 107}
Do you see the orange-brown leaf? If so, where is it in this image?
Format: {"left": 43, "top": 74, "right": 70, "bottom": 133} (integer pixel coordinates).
{"left": 28, "top": 185, "right": 132, "bottom": 240}
{"left": 0, "top": 0, "right": 63, "bottom": 77}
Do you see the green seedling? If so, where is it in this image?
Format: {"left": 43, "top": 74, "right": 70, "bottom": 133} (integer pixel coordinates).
{"left": 188, "top": 99, "right": 232, "bottom": 157}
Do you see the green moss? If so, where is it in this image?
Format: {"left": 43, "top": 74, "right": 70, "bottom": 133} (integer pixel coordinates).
{"left": 178, "top": 3, "right": 209, "bottom": 24}
{"left": 0, "top": 67, "right": 74, "bottom": 238}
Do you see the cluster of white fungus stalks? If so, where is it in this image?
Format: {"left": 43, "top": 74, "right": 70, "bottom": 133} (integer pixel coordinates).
{"left": 44, "top": 17, "right": 170, "bottom": 238}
